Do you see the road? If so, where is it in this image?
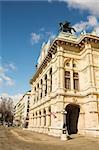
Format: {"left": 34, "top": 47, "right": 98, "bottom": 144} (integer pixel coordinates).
{"left": 0, "top": 126, "right": 99, "bottom": 150}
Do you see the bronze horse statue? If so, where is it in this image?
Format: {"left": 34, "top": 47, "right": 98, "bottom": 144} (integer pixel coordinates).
{"left": 59, "top": 21, "right": 76, "bottom": 34}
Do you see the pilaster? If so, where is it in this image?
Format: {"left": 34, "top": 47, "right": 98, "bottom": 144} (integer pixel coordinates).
{"left": 57, "top": 46, "right": 64, "bottom": 93}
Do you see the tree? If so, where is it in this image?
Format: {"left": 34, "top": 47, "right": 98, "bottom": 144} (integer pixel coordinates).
{"left": 0, "top": 97, "right": 14, "bottom": 125}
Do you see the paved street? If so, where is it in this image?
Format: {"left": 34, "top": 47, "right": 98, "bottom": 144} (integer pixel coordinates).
{"left": 0, "top": 126, "right": 99, "bottom": 150}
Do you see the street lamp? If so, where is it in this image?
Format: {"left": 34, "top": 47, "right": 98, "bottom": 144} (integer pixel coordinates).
{"left": 61, "top": 109, "right": 71, "bottom": 140}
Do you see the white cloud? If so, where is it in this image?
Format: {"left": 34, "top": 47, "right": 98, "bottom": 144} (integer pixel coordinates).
{"left": 1, "top": 73, "right": 15, "bottom": 86}
{"left": 48, "top": 0, "right": 52, "bottom": 2}
{"left": 30, "top": 30, "right": 56, "bottom": 46}
{"left": 62, "top": 0, "right": 99, "bottom": 17}
{"left": 95, "top": 26, "right": 99, "bottom": 36}
{"left": 0, "top": 78, "right": 3, "bottom": 86}
{"left": 0, "top": 93, "right": 23, "bottom": 105}
{"left": 88, "top": 15, "right": 98, "bottom": 26}
{"left": 0, "top": 66, "right": 5, "bottom": 76}
{"left": 11, "top": 93, "right": 23, "bottom": 105}
{"left": 46, "top": 31, "right": 56, "bottom": 41}
{"left": 73, "top": 15, "right": 99, "bottom": 35}
{"left": 9, "top": 63, "right": 16, "bottom": 71}
{"left": 0, "top": 65, "right": 15, "bottom": 87}
{"left": 31, "top": 32, "right": 41, "bottom": 45}
{"left": 40, "top": 27, "right": 45, "bottom": 32}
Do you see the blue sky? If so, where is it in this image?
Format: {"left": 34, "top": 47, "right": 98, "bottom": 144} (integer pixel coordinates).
{"left": 0, "top": 0, "right": 99, "bottom": 99}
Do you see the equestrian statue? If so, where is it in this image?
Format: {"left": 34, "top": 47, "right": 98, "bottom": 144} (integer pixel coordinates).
{"left": 59, "top": 21, "right": 76, "bottom": 34}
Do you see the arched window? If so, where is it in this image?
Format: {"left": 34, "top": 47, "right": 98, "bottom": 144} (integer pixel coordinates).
{"left": 45, "top": 74, "right": 47, "bottom": 96}
{"left": 49, "top": 68, "right": 52, "bottom": 92}
{"left": 48, "top": 106, "right": 51, "bottom": 126}
{"left": 40, "top": 79, "right": 43, "bottom": 99}
{"left": 36, "top": 112, "right": 37, "bottom": 126}
{"left": 33, "top": 113, "right": 34, "bottom": 126}
{"left": 37, "top": 83, "right": 39, "bottom": 101}
{"left": 44, "top": 109, "right": 46, "bottom": 126}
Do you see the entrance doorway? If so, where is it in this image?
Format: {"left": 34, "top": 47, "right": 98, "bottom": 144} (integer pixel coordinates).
{"left": 65, "top": 104, "right": 80, "bottom": 135}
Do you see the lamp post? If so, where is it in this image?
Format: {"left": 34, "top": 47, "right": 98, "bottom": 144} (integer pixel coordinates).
{"left": 61, "top": 109, "right": 71, "bottom": 140}
{"left": 61, "top": 109, "right": 67, "bottom": 140}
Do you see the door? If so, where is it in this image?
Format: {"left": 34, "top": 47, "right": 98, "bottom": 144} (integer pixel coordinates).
{"left": 66, "top": 104, "right": 80, "bottom": 135}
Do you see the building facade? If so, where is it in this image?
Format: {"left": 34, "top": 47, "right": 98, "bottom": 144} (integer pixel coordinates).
{"left": 28, "top": 31, "right": 99, "bottom": 137}
{"left": 14, "top": 91, "right": 30, "bottom": 127}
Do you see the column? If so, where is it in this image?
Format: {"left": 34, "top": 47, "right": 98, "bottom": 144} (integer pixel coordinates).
{"left": 32, "top": 114, "right": 34, "bottom": 127}
{"left": 85, "top": 44, "right": 95, "bottom": 88}
{"left": 85, "top": 94, "right": 98, "bottom": 128}
{"left": 37, "top": 111, "right": 39, "bottom": 127}
{"left": 34, "top": 113, "right": 36, "bottom": 127}
{"left": 31, "top": 86, "right": 36, "bottom": 105}
{"left": 57, "top": 46, "right": 64, "bottom": 93}
{"left": 41, "top": 109, "right": 44, "bottom": 127}
{"left": 46, "top": 107, "right": 50, "bottom": 127}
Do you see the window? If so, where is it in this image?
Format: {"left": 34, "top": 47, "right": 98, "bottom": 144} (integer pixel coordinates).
{"left": 39, "top": 111, "right": 41, "bottom": 126}
{"left": 35, "top": 87, "right": 36, "bottom": 91}
{"left": 45, "top": 74, "right": 47, "bottom": 96}
{"left": 50, "top": 68, "right": 52, "bottom": 92}
{"left": 27, "top": 109, "right": 29, "bottom": 112}
{"left": 49, "top": 106, "right": 51, "bottom": 126}
{"left": 44, "top": 109, "right": 46, "bottom": 126}
{"left": 34, "top": 98, "right": 35, "bottom": 103}
{"left": 40, "top": 93, "right": 42, "bottom": 99}
{"left": 37, "top": 96, "right": 38, "bottom": 101}
{"left": 40, "top": 79, "right": 43, "bottom": 98}
{"left": 73, "top": 63, "right": 76, "bottom": 67}
{"left": 73, "top": 72, "right": 79, "bottom": 90}
{"left": 36, "top": 112, "right": 37, "bottom": 126}
{"left": 65, "top": 71, "right": 70, "bottom": 89}
{"left": 37, "top": 83, "right": 39, "bottom": 88}
{"left": 37, "top": 83, "right": 39, "bottom": 101}
{"left": 66, "top": 62, "right": 69, "bottom": 66}
{"left": 27, "top": 104, "right": 29, "bottom": 108}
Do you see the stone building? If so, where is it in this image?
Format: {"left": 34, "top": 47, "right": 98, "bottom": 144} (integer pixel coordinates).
{"left": 28, "top": 31, "right": 99, "bottom": 137}
{"left": 14, "top": 91, "right": 30, "bottom": 127}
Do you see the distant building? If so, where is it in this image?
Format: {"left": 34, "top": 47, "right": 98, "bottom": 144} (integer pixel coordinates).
{"left": 14, "top": 91, "right": 30, "bottom": 127}
{"left": 28, "top": 30, "right": 99, "bottom": 137}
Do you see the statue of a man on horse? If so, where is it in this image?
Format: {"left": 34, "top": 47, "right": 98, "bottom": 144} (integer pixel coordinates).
{"left": 59, "top": 21, "right": 76, "bottom": 34}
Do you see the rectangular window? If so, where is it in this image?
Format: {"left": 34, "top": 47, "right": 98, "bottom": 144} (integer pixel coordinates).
{"left": 65, "top": 71, "right": 70, "bottom": 89}
{"left": 37, "top": 83, "right": 39, "bottom": 100}
{"left": 40, "top": 79, "right": 43, "bottom": 99}
{"left": 34, "top": 98, "right": 35, "bottom": 103}
{"left": 45, "top": 75, "right": 47, "bottom": 96}
{"left": 50, "top": 68, "right": 52, "bottom": 92}
{"left": 40, "top": 92, "right": 42, "bottom": 98}
{"left": 73, "top": 72, "right": 79, "bottom": 90}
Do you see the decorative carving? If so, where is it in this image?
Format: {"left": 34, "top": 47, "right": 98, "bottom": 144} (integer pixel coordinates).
{"left": 72, "top": 97, "right": 77, "bottom": 103}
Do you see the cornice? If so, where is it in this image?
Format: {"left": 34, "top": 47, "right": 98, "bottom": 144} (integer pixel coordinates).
{"left": 30, "top": 33, "right": 99, "bottom": 84}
